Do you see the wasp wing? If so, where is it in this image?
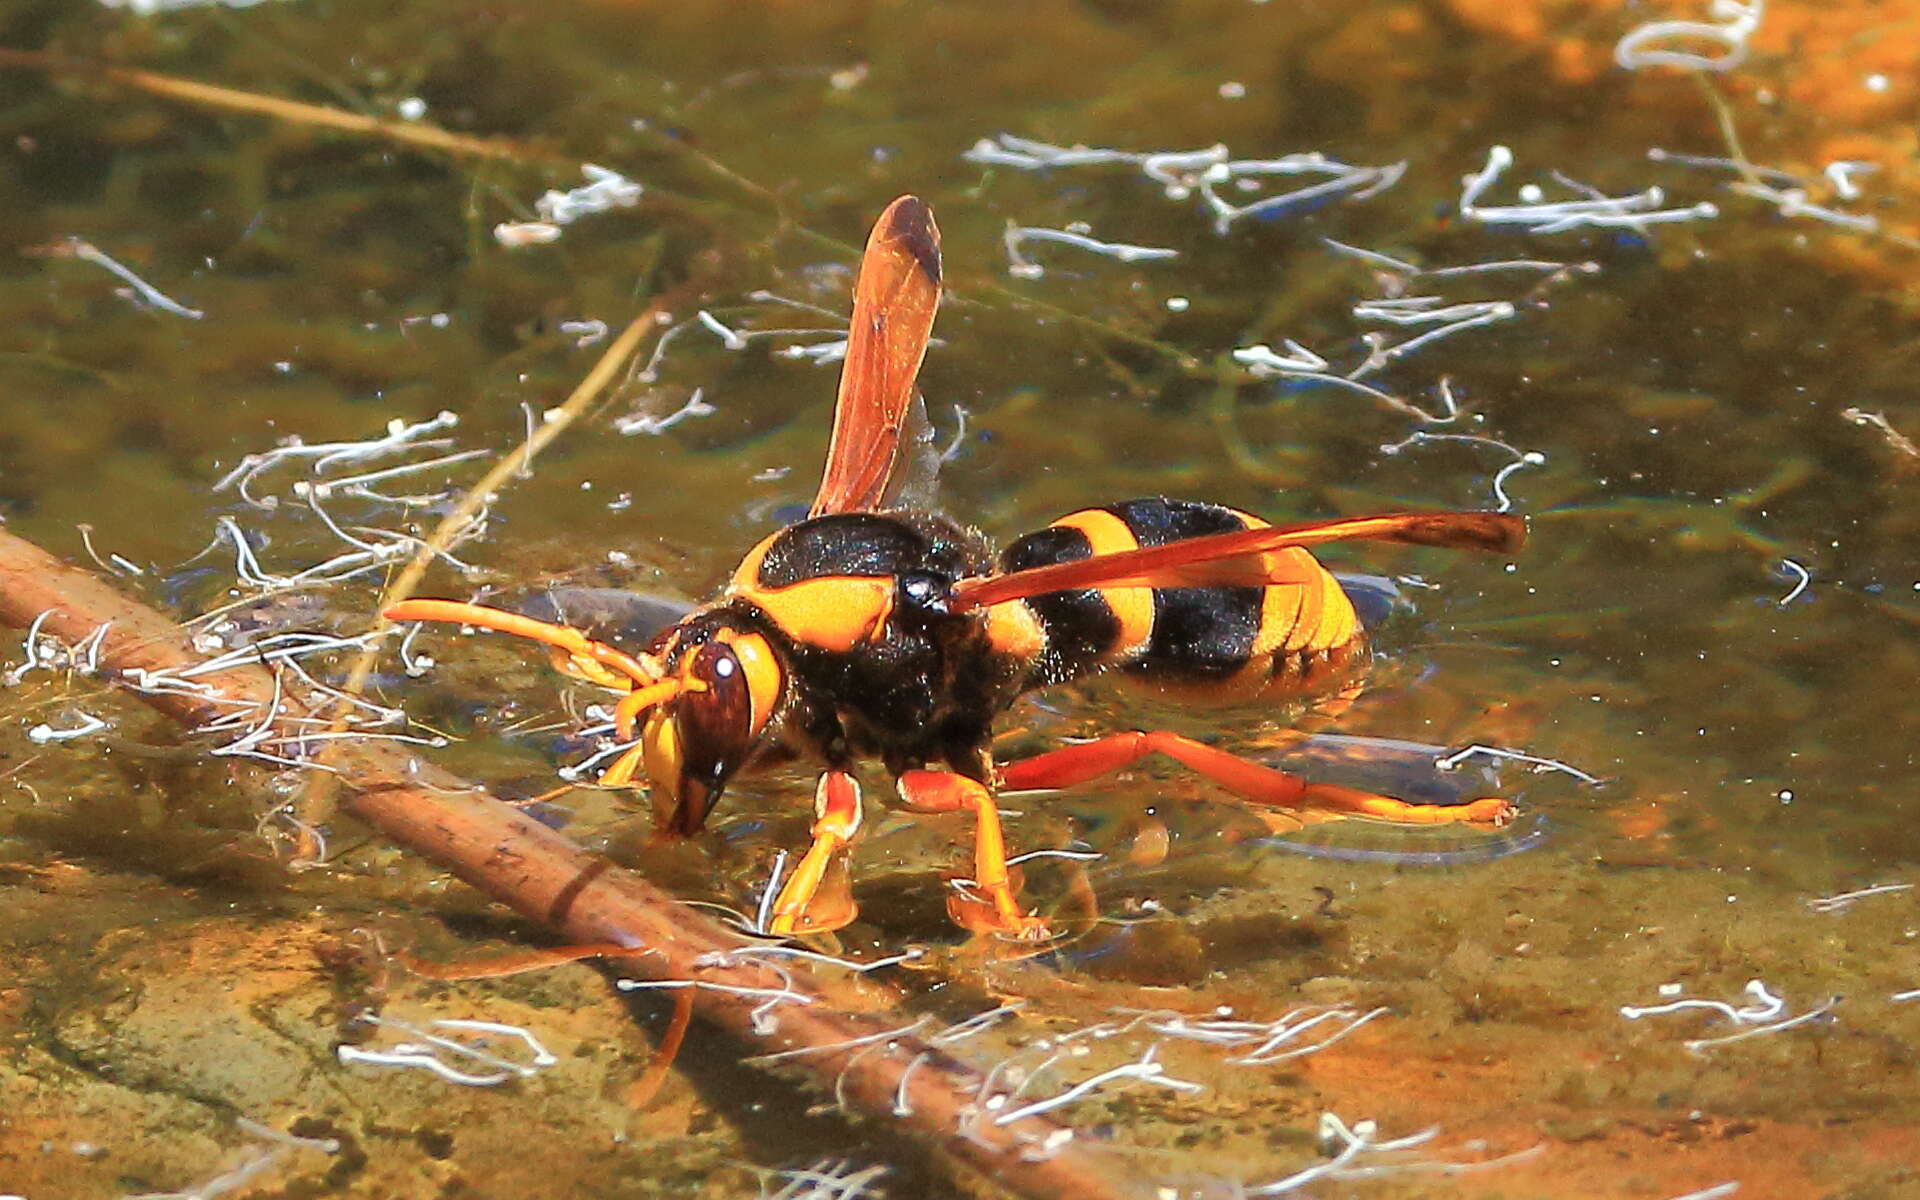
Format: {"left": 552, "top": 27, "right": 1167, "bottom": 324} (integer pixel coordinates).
{"left": 948, "top": 511, "right": 1526, "bottom": 611}
{"left": 809, "top": 195, "right": 943, "bottom": 517}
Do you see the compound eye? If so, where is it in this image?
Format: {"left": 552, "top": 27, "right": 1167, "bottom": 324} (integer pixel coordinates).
{"left": 676, "top": 642, "right": 754, "bottom": 794}
{"left": 646, "top": 629, "right": 784, "bottom": 837}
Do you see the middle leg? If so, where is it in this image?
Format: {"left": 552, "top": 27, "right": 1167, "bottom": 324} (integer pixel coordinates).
{"left": 895, "top": 770, "right": 1050, "bottom": 941}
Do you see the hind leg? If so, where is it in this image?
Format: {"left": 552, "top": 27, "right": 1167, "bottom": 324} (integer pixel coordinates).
{"left": 998, "top": 731, "right": 1514, "bottom": 827}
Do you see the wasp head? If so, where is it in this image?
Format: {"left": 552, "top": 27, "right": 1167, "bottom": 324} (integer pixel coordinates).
{"left": 630, "top": 622, "right": 787, "bottom": 836}
{"left": 380, "top": 598, "right": 788, "bottom": 836}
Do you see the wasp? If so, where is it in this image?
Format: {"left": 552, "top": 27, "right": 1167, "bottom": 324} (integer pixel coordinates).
{"left": 388, "top": 196, "right": 1525, "bottom": 941}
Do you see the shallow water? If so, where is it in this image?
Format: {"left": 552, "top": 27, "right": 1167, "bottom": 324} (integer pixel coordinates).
{"left": 2, "top": 1, "right": 1918, "bottom": 1197}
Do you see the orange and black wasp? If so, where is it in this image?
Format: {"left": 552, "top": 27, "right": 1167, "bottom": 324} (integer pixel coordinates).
{"left": 387, "top": 196, "right": 1525, "bottom": 941}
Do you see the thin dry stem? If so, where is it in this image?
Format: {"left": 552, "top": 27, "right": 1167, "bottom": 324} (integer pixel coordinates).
{"left": 0, "top": 47, "right": 563, "bottom": 165}
{"left": 295, "top": 284, "right": 707, "bottom": 849}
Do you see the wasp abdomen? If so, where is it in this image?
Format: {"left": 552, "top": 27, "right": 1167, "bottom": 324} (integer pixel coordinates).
{"left": 1000, "top": 498, "right": 1363, "bottom": 700}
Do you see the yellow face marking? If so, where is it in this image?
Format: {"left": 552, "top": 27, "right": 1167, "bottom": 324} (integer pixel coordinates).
{"left": 1054, "top": 509, "right": 1151, "bottom": 658}
{"left": 716, "top": 628, "right": 785, "bottom": 734}
{"left": 640, "top": 708, "right": 682, "bottom": 825}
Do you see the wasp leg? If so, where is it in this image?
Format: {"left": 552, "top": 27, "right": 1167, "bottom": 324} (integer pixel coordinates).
{"left": 767, "top": 770, "right": 863, "bottom": 936}
{"left": 998, "top": 732, "right": 1515, "bottom": 827}
{"left": 626, "top": 989, "right": 694, "bottom": 1110}
{"left": 895, "top": 769, "right": 1050, "bottom": 941}
{"left": 598, "top": 743, "right": 646, "bottom": 788}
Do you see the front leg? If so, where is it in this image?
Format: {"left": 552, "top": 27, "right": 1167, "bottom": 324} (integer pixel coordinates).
{"left": 767, "top": 769, "right": 862, "bottom": 935}
{"left": 895, "top": 769, "right": 1049, "bottom": 941}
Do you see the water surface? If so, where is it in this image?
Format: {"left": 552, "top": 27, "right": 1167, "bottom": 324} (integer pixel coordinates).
{"left": 2, "top": 2, "right": 1917, "bottom": 1197}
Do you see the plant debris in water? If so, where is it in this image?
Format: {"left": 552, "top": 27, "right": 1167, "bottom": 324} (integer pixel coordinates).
{"left": 2, "top": 0, "right": 1918, "bottom": 1196}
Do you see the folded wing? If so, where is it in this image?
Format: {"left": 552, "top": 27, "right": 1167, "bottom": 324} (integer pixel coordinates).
{"left": 949, "top": 511, "right": 1526, "bottom": 610}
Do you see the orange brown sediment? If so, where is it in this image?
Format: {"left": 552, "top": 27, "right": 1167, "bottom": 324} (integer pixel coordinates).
{"left": 1609, "top": 798, "right": 1670, "bottom": 841}
{"left": 0, "top": 986, "right": 29, "bottom": 1032}
{"left": 965, "top": 966, "right": 1920, "bottom": 1196}
{"left": 1448, "top": 0, "right": 1549, "bottom": 43}
{"left": 1422, "top": 0, "right": 1920, "bottom": 290}
{"left": 1549, "top": 35, "right": 1611, "bottom": 86}
{"left": 1722, "top": 4, "right": 1920, "bottom": 259}
{"left": 1437, "top": 0, "right": 1920, "bottom": 108}
{"left": 1304, "top": 1042, "right": 1920, "bottom": 1198}
{"left": 1755, "top": 5, "right": 1920, "bottom": 125}
{"left": 391, "top": 942, "right": 640, "bottom": 981}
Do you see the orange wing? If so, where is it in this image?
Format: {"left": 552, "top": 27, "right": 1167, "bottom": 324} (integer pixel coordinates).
{"left": 948, "top": 512, "right": 1526, "bottom": 611}
{"left": 809, "top": 195, "right": 943, "bottom": 517}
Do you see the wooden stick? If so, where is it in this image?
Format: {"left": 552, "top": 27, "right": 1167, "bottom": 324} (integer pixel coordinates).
{"left": 0, "top": 528, "right": 1133, "bottom": 1200}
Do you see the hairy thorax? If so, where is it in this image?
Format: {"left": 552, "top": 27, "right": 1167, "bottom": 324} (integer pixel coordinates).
{"left": 719, "top": 511, "right": 1028, "bottom": 778}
